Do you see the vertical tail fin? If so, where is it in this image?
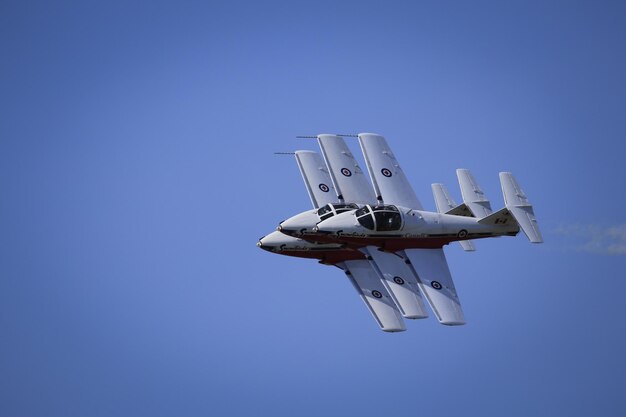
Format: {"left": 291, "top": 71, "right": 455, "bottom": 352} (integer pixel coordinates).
{"left": 431, "top": 183, "right": 476, "bottom": 251}
{"left": 456, "top": 169, "right": 492, "bottom": 218}
{"left": 499, "top": 172, "right": 543, "bottom": 243}
{"left": 432, "top": 183, "right": 458, "bottom": 213}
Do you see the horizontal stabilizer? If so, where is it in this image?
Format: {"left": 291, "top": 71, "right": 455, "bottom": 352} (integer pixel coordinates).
{"left": 340, "top": 260, "right": 406, "bottom": 332}
{"left": 445, "top": 203, "right": 474, "bottom": 218}
{"left": 499, "top": 172, "right": 543, "bottom": 243}
{"left": 457, "top": 169, "right": 492, "bottom": 218}
{"left": 478, "top": 207, "right": 518, "bottom": 228}
{"left": 431, "top": 183, "right": 476, "bottom": 251}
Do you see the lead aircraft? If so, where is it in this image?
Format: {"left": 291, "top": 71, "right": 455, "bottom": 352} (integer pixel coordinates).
{"left": 258, "top": 134, "right": 542, "bottom": 332}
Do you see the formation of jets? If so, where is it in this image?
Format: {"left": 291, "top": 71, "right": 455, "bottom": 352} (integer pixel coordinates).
{"left": 258, "top": 134, "right": 542, "bottom": 332}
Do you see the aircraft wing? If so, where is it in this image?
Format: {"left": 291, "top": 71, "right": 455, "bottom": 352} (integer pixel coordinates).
{"left": 363, "top": 247, "right": 429, "bottom": 319}
{"left": 356, "top": 134, "right": 465, "bottom": 324}
{"left": 294, "top": 150, "right": 339, "bottom": 209}
{"left": 357, "top": 133, "right": 423, "bottom": 209}
{"left": 338, "top": 260, "right": 406, "bottom": 332}
{"left": 307, "top": 137, "right": 428, "bottom": 322}
{"left": 294, "top": 147, "right": 406, "bottom": 330}
{"left": 317, "top": 134, "right": 376, "bottom": 205}
{"left": 400, "top": 248, "right": 466, "bottom": 325}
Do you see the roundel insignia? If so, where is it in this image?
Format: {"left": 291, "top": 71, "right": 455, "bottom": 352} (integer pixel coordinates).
{"left": 431, "top": 281, "right": 443, "bottom": 290}
{"left": 393, "top": 276, "right": 405, "bottom": 285}
{"left": 341, "top": 168, "right": 352, "bottom": 177}
{"left": 318, "top": 183, "right": 330, "bottom": 192}
{"left": 381, "top": 168, "right": 392, "bottom": 177}
{"left": 371, "top": 290, "right": 383, "bottom": 298}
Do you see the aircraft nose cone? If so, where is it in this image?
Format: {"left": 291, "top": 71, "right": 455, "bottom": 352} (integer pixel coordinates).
{"left": 257, "top": 231, "right": 297, "bottom": 252}
{"left": 277, "top": 224, "right": 297, "bottom": 236}
{"left": 257, "top": 238, "right": 272, "bottom": 251}
{"left": 279, "top": 211, "right": 318, "bottom": 237}
{"left": 258, "top": 232, "right": 281, "bottom": 251}
{"left": 277, "top": 218, "right": 297, "bottom": 235}
{"left": 277, "top": 222, "right": 302, "bottom": 235}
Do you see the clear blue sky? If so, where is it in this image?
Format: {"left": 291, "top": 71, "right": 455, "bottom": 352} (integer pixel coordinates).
{"left": 1, "top": 1, "right": 625, "bottom": 416}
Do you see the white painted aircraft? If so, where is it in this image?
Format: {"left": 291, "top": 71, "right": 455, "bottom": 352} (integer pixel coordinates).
{"left": 259, "top": 146, "right": 429, "bottom": 332}
{"left": 259, "top": 133, "right": 542, "bottom": 331}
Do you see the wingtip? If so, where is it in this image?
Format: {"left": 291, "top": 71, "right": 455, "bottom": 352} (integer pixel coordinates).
{"left": 440, "top": 321, "right": 467, "bottom": 326}
{"left": 381, "top": 327, "right": 407, "bottom": 333}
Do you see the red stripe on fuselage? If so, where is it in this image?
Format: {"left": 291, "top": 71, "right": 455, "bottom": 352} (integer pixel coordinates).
{"left": 269, "top": 248, "right": 366, "bottom": 264}
{"left": 299, "top": 234, "right": 462, "bottom": 251}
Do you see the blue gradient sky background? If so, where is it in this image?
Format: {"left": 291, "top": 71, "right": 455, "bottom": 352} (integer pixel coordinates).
{"left": 2, "top": 1, "right": 626, "bottom": 416}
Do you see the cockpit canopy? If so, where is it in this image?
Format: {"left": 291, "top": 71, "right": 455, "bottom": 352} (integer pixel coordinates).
{"left": 317, "top": 203, "right": 359, "bottom": 221}
{"left": 355, "top": 205, "right": 402, "bottom": 231}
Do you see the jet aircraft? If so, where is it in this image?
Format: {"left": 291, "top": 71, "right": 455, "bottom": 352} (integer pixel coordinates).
{"left": 258, "top": 134, "right": 542, "bottom": 332}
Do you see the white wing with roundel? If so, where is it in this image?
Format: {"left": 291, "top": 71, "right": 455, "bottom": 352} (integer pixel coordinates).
{"left": 401, "top": 248, "right": 465, "bottom": 325}
{"left": 294, "top": 150, "right": 339, "bottom": 209}
{"left": 294, "top": 149, "right": 404, "bottom": 331}
{"left": 356, "top": 133, "right": 465, "bottom": 325}
{"left": 317, "top": 134, "right": 376, "bottom": 205}
{"left": 314, "top": 135, "right": 430, "bottom": 321}
{"left": 363, "top": 248, "right": 428, "bottom": 319}
{"left": 357, "top": 133, "right": 423, "bottom": 209}
{"left": 338, "top": 260, "right": 406, "bottom": 332}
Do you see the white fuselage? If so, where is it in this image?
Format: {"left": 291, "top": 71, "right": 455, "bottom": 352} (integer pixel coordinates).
{"left": 309, "top": 206, "right": 519, "bottom": 250}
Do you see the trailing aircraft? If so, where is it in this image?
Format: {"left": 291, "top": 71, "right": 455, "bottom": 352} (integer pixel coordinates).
{"left": 258, "top": 134, "right": 542, "bottom": 332}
